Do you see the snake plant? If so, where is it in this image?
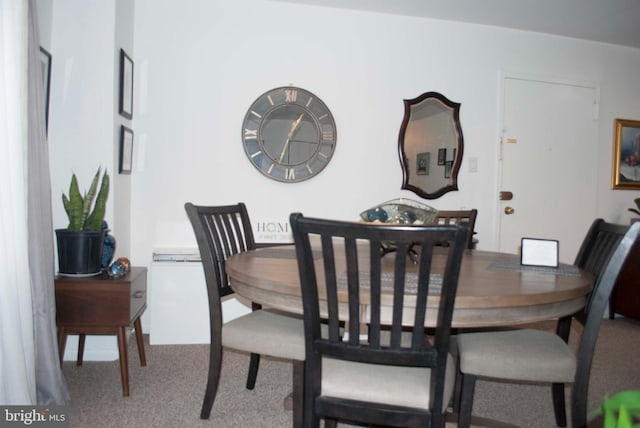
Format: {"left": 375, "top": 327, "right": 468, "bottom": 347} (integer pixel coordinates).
{"left": 62, "top": 168, "right": 109, "bottom": 232}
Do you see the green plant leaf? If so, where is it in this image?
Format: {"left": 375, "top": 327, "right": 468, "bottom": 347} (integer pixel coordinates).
{"left": 84, "top": 170, "right": 109, "bottom": 232}
{"left": 603, "top": 406, "right": 616, "bottom": 428}
{"left": 80, "top": 169, "right": 100, "bottom": 229}
{"left": 618, "top": 404, "right": 632, "bottom": 428}
{"left": 64, "top": 174, "right": 84, "bottom": 231}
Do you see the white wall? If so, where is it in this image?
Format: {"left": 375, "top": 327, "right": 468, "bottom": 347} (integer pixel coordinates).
{"left": 47, "top": 0, "right": 640, "bottom": 269}
{"left": 48, "top": 0, "right": 117, "bottom": 235}
{"left": 47, "top": 0, "right": 134, "bottom": 261}
{"left": 44, "top": 0, "right": 135, "bottom": 361}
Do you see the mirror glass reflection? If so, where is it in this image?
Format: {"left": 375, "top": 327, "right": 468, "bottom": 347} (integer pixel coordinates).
{"left": 398, "top": 92, "right": 464, "bottom": 199}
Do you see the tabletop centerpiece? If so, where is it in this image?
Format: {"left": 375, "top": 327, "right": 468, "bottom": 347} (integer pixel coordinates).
{"left": 360, "top": 198, "right": 438, "bottom": 225}
{"left": 360, "top": 198, "right": 438, "bottom": 257}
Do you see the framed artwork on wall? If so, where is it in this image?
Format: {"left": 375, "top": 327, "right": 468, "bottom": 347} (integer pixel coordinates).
{"left": 119, "top": 125, "right": 134, "bottom": 174}
{"left": 416, "top": 152, "right": 430, "bottom": 175}
{"left": 437, "top": 148, "right": 446, "bottom": 165}
{"left": 612, "top": 118, "right": 640, "bottom": 190}
{"left": 119, "top": 49, "right": 133, "bottom": 119}
{"left": 39, "top": 47, "right": 52, "bottom": 130}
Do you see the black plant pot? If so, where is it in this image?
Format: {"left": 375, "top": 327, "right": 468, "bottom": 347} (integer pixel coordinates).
{"left": 55, "top": 229, "right": 105, "bottom": 275}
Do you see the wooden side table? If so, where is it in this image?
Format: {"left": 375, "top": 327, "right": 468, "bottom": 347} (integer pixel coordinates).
{"left": 55, "top": 266, "right": 147, "bottom": 396}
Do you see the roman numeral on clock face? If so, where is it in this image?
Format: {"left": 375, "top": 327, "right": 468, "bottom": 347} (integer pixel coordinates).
{"left": 285, "top": 168, "right": 295, "bottom": 180}
{"left": 244, "top": 128, "right": 258, "bottom": 140}
{"left": 284, "top": 89, "right": 298, "bottom": 103}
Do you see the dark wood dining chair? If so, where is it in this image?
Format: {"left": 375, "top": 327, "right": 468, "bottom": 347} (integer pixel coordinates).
{"left": 549, "top": 218, "right": 630, "bottom": 426}
{"left": 290, "top": 213, "right": 468, "bottom": 428}
{"left": 185, "top": 202, "right": 305, "bottom": 426}
{"left": 455, "top": 221, "right": 639, "bottom": 428}
{"left": 434, "top": 209, "right": 478, "bottom": 249}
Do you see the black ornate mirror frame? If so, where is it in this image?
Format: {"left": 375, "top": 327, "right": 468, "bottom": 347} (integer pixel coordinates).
{"left": 398, "top": 91, "right": 464, "bottom": 199}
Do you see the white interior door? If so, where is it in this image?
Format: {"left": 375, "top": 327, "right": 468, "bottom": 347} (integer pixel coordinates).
{"left": 498, "top": 76, "right": 599, "bottom": 263}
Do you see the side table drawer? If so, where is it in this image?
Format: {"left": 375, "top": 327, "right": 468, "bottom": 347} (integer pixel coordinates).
{"left": 55, "top": 267, "right": 147, "bottom": 327}
{"left": 56, "top": 284, "right": 129, "bottom": 325}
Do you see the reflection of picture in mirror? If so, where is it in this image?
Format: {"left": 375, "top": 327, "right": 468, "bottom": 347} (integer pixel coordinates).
{"left": 416, "top": 152, "right": 430, "bottom": 175}
{"left": 444, "top": 161, "right": 453, "bottom": 178}
{"left": 437, "top": 148, "right": 446, "bottom": 165}
{"left": 447, "top": 148, "right": 457, "bottom": 162}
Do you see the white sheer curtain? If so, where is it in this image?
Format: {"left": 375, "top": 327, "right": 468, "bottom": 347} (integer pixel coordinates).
{"left": 0, "top": 0, "right": 36, "bottom": 404}
{"left": 0, "top": 0, "right": 69, "bottom": 404}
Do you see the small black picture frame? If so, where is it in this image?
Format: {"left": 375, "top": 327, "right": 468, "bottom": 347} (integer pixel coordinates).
{"left": 119, "top": 49, "right": 133, "bottom": 119}
{"left": 119, "top": 125, "right": 134, "bottom": 174}
{"left": 39, "top": 47, "right": 52, "bottom": 130}
{"left": 416, "top": 152, "right": 430, "bottom": 175}
{"left": 437, "top": 148, "right": 446, "bottom": 165}
{"left": 444, "top": 161, "right": 453, "bottom": 178}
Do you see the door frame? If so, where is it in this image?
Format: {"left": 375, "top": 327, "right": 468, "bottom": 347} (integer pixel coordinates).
{"left": 494, "top": 71, "right": 600, "bottom": 251}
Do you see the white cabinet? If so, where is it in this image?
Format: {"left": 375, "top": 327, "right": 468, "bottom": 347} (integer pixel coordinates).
{"left": 149, "top": 261, "right": 250, "bottom": 345}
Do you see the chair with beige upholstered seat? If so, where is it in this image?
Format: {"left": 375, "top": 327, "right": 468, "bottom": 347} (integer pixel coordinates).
{"left": 455, "top": 221, "right": 639, "bottom": 428}
{"left": 290, "top": 213, "right": 468, "bottom": 428}
{"left": 185, "top": 202, "right": 305, "bottom": 426}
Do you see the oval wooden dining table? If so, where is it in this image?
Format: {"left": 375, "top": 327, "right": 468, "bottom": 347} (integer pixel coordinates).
{"left": 225, "top": 244, "right": 593, "bottom": 328}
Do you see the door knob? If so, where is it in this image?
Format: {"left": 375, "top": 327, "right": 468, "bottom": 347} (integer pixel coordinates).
{"left": 504, "top": 206, "right": 515, "bottom": 215}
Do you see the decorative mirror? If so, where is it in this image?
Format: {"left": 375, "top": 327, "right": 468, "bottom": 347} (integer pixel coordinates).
{"left": 398, "top": 91, "right": 464, "bottom": 199}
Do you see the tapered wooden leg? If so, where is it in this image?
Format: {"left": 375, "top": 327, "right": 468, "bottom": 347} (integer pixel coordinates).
{"left": 117, "top": 327, "right": 130, "bottom": 397}
{"left": 246, "top": 353, "right": 260, "bottom": 389}
{"left": 452, "top": 363, "right": 462, "bottom": 413}
{"left": 292, "top": 361, "right": 304, "bottom": 428}
{"left": 77, "top": 334, "right": 86, "bottom": 366}
{"left": 552, "top": 383, "right": 567, "bottom": 427}
{"left": 246, "top": 302, "right": 262, "bottom": 390}
{"left": 57, "top": 327, "right": 67, "bottom": 365}
{"left": 457, "top": 373, "right": 476, "bottom": 428}
{"left": 200, "top": 341, "right": 224, "bottom": 419}
{"left": 133, "top": 317, "right": 146, "bottom": 366}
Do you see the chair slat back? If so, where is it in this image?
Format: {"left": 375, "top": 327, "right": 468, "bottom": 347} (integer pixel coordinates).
{"left": 574, "top": 218, "right": 629, "bottom": 276}
{"left": 434, "top": 209, "right": 477, "bottom": 249}
{"left": 185, "top": 202, "right": 256, "bottom": 301}
{"left": 291, "top": 213, "right": 468, "bottom": 423}
{"left": 572, "top": 219, "right": 629, "bottom": 323}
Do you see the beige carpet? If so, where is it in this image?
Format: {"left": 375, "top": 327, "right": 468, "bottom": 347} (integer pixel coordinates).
{"left": 62, "top": 318, "right": 640, "bottom": 427}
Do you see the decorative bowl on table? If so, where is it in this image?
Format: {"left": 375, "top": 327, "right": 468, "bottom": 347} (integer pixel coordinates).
{"left": 360, "top": 198, "right": 438, "bottom": 258}
{"left": 360, "top": 198, "right": 438, "bottom": 225}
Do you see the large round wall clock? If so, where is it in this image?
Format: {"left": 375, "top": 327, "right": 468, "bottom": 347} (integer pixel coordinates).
{"left": 241, "top": 86, "right": 337, "bottom": 183}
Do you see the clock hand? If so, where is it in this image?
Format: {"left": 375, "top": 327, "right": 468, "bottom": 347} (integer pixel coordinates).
{"left": 279, "top": 113, "right": 304, "bottom": 163}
